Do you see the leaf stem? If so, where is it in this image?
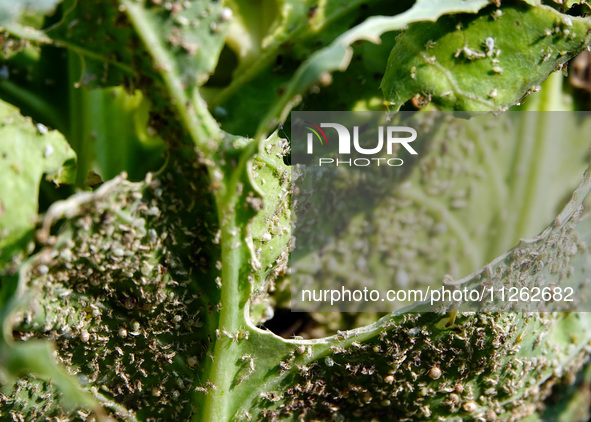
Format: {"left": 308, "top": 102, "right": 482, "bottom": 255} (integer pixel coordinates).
{"left": 200, "top": 139, "right": 259, "bottom": 421}
{"left": 200, "top": 216, "right": 242, "bottom": 421}
{"left": 120, "top": 0, "right": 220, "bottom": 153}
{"left": 120, "top": 4, "right": 261, "bottom": 420}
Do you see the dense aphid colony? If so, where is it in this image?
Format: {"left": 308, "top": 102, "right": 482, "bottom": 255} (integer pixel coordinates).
{"left": 4, "top": 156, "right": 219, "bottom": 421}
{"left": 249, "top": 312, "right": 591, "bottom": 421}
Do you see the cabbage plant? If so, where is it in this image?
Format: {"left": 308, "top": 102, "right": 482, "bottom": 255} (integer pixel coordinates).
{"left": 1, "top": 0, "right": 591, "bottom": 421}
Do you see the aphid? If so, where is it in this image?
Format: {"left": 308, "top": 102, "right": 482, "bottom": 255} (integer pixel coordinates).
{"left": 491, "top": 9, "right": 503, "bottom": 20}
{"left": 336, "top": 330, "right": 349, "bottom": 339}
{"left": 44, "top": 145, "right": 54, "bottom": 158}
{"left": 187, "top": 356, "right": 198, "bottom": 368}
{"left": 424, "top": 55, "right": 437, "bottom": 63}
{"left": 463, "top": 401, "right": 478, "bottom": 412}
{"left": 80, "top": 330, "right": 90, "bottom": 343}
{"left": 484, "top": 37, "right": 495, "bottom": 57}
{"left": 428, "top": 366, "right": 442, "bottom": 380}
{"left": 411, "top": 94, "right": 431, "bottom": 109}
{"left": 318, "top": 72, "right": 332, "bottom": 86}
{"left": 485, "top": 409, "right": 497, "bottom": 421}
{"left": 36, "top": 123, "right": 48, "bottom": 135}
{"left": 220, "top": 7, "right": 233, "bottom": 21}
{"left": 455, "top": 46, "right": 485, "bottom": 60}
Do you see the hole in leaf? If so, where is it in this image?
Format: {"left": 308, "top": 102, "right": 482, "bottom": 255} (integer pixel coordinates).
{"left": 261, "top": 308, "right": 313, "bottom": 338}
{"left": 204, "top": 44, "right": 239, "bottom": 87}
